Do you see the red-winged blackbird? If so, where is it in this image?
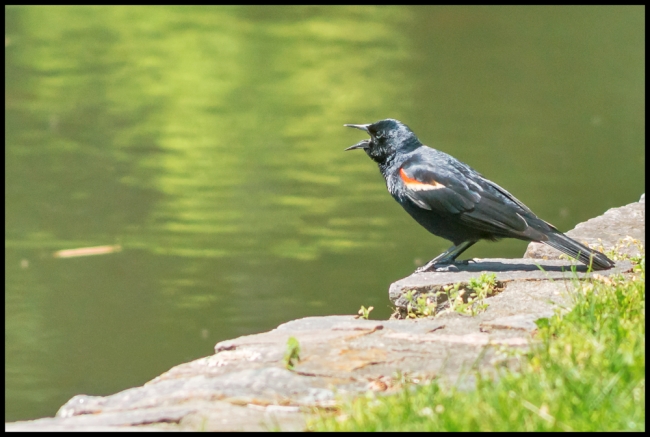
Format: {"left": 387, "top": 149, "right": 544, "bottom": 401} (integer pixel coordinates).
{"left": 344, "top": 119, "right": 615, "bottom": 272}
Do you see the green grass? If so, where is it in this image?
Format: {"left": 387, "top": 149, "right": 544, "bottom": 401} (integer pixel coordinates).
{"left": 310, "top": 258, "right": 645, "bottom": 431}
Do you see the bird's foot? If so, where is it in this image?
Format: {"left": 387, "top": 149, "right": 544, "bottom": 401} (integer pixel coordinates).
{"left": 415, "top": 261, "right": 458, "bottom": 273}
{"left": 455, "top": 258, "right": 478, "bottom": 265}
{"left": 414, "top": 258, "right": 475, "bottom": 273}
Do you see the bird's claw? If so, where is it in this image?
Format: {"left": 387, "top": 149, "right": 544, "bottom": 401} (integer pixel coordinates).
{"left": 414, "top": 258, "right": 476, "bottom": 273}
{"left": 415, "top": 262, "right": 459, "bottom": 273}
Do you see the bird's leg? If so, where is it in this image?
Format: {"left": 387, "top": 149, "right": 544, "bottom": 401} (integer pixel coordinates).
{"left": 415, "top": 241, "right": 477, "bottom": 273}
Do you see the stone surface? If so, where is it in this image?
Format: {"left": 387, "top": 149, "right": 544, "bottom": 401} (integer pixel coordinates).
{"left": 389, "top": 258, "right": 632, "bottom": 311}
{"left": 525, "top": 194, "right": 645, "bottom": 260}
{"left": 480, "top": 314, "right": 547, "bottom": 331}
{"left": 5, "top": 198, "right": 644, "bottom": 432}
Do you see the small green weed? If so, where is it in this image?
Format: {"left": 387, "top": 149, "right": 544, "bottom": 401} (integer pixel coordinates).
{"left": 404, "top": 289, "right": 438, "bottom": 318}
{"left": 602, "top": 236, "right": 644, "bottom": 264}
{"left": 446, "top": 272, "right": 497, "bottom": 316}
{"left": 401, "top": 273, "right": 499, "bottom": 319}
{"left": 283, "top": 336, "right": 301, "bottom": 370}
{"left": 357, "top": 305, "right": 374, "bottom": 320}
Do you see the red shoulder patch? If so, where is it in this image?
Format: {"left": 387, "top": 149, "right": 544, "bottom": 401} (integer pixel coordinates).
{"left": 399, "top": 168, "right": 444, "bottom": 191}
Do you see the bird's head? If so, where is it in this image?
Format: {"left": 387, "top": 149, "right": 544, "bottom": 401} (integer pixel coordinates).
{"left": 344, "top": 119, "right": 421, "bottom": 164}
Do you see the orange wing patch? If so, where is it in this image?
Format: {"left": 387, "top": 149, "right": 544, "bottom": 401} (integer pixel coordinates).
{"left": 399, "top": 168, "right": 444, "bottom": 191}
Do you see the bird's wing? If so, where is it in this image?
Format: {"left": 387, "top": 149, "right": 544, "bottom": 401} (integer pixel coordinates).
{"left": 397, "top": 161, "right": 478, "bottom": 214}
{"left": 398, "top": 159, "right": 530, "bottom": 235}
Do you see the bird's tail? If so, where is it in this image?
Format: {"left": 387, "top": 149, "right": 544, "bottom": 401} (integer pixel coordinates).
{"left": 543, "top": 232, "right": 615, "bottom": 271}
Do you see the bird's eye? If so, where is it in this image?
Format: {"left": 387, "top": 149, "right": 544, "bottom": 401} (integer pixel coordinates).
{"left": 375, "top": 131, "right": 384, "bottom": 139}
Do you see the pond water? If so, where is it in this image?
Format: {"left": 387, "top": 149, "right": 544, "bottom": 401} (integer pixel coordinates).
{"left": 5, "top": 6, "right": 644, "bottom": 421}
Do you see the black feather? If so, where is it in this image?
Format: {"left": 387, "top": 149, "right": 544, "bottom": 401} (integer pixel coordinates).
{"left": 543, "top": 232, "right": 614, "bottom": 270}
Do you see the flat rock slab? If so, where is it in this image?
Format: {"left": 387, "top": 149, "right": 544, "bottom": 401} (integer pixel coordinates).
{"left": 525, "top": 195, "right": 645, "bottom": 260}
{"left": 389, "top": 258, "right": 632, "bottom": 310}
{"left": 5, "top": 196, "right": 644, "bottom": 432}
{"left": 6, "top": 400, "right": 306, "bottom": 432}
{"left": 6, "top": 313, "right": 552, "bottom": 431}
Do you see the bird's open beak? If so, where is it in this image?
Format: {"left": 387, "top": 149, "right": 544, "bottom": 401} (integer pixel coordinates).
{"left": 344, "top": 123, "right": 370, "bottom": 132}
{"left": 344, "top": 124, "right": 371, "bottom": 151}
{"left": 344, "top": 139, "right": 370, "bottom": 151}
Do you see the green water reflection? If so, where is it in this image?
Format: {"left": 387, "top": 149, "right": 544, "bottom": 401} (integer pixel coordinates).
{"left": 5, "top": 6, "right": 644, "bottom": 422}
